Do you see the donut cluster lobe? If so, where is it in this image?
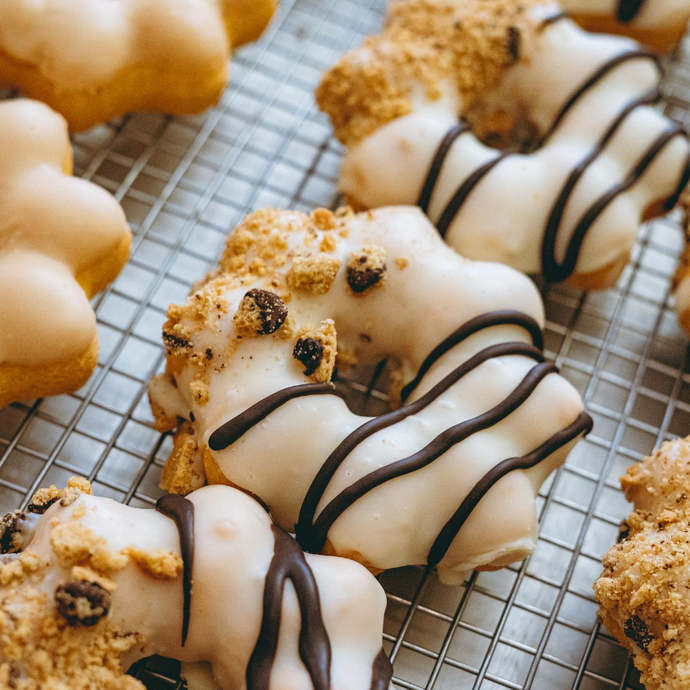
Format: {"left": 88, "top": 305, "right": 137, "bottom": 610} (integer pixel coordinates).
{"left": 55, "top": 581, "right": 111, "bottom": 626}
{"left": 293, "top": 337, "right": 325, "bottom": 376}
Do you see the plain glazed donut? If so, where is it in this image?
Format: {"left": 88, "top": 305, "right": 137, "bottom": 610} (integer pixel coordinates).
{"left": 561, "top": 0, "right": 690, "bottom": 51}
{"left": 0, "top": 478, "right": 391, "bottom": 690}
{"left": 0, "top": 99, "right": 131, "bottom": 409}
{"left": 148, "top": 205, "right": 591, "bottom": 583}
{"left": 594, "top": 438, "right": 690, "bottom": 690}
{"left": 315, "top": 0, "right": 690, "bottom": 290}
{"left": 0, "top": 0, "right": 277, "bottom": 131}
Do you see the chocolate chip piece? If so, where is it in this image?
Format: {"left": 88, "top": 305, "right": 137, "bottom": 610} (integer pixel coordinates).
{"left": 346, "top": 247, "right": 387, "bottom": 293}
{"left": 27, "top": 497, "right": 59, "bottom": 515}
{"left": 617, "top": 521, "right": 630, "bottom": 543}
{"left": 0, "top": 511, "right": 25, "bottom": 555}
{"left": 293, "top": 337, "right": 324, "bottom": 376}
{"left": 238, "top": 289, "right": 288, "bottom": 335}
{"left": 506, "top": 26, "right": 521, "bottom": 64}
{"left": 55, "top": 581, "right": 111, "bottom": 626}
{"left": 624, "top": 615, "right": 653, "bottom": 652}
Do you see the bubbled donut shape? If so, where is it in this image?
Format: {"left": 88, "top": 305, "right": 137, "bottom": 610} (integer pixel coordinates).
{"left": 0, "top": 0, "right": 277, "bottom": 131}
{"left": 316, "top": 0, "right": 690, "bottom": 290}
{"left": 594, "top": 438, "right": 690, "bottom": 690}
{"left": 148, "top": 206, "right": 592, "bottom": 584}
{"left": 0, "top": 478, "right": 391, "bottom": 690}
{"left": 561, "top": 0, "right": 690, "bottom": 52}
{"left": 0, "top": 99, "right": 131, "bottom": 409}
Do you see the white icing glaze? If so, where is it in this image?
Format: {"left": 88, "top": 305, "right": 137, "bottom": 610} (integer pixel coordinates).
{"left": 4, "top": 485, "right": 390, "bottom": 690}
{"left": 332, "top": 8, "right": 689, "bottom": 280}
{"left": 561, "top": 0, "right": 690, "bottom": 31}
{"left": 0, "top": 0, "right": 234, "bottom": 90}
{"left": 0, "top": 99, "right": 129, "bottom": 366}
{"left": 149, "top": 206, "right": 588, "bottom": 581}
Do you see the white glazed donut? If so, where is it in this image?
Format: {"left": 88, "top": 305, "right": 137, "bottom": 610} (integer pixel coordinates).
{"left": 316, "top": 0, "right": 690, "bottom": 290}
{"left": 148, "top": 205, "right": 591, "bottom": 583}
{"left": 0, "top": 479, "right": 391, "bottom": 690}
{"left": 560, "top": 0, "right": 690, "bottom": 50}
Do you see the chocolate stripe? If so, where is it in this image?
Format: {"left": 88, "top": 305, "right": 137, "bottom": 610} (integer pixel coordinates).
{"left": 302, "top": 360, "right": 558, "bottom": 554}
{"left": 400, "top": 310, "right": 543, "bottom": 401}
{"left": 208, "top": 382, "right": 336, "bottom": 451}
{"left": 618, "top": 0, "right": 646, "bottom": 23}
{"left": 427, "top": 411, "right": 593, "bottom": 567}
{"left": 295, "top": 341, "right": 546, "bottom": 549}
{"left": 541, "top": 89, "right": 659, "bottom": 281}
{"left": 155, "top": 495, "right": 194, "bottom": 647}
{"left": 246, "top": 525, "right": 331, "bottom": 690}
{"left": 418, "top": 123, "right": 470, "bottom": 213}
{"left": 545, "top": 124, "right": 689, "bottom": 282}
{"left": 370, "top": 649, "right": 393, "bottom": 690}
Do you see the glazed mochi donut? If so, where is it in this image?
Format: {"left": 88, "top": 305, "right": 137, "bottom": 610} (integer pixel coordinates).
{"left": 594, "top": 437, "right": 690, "bottom": 690}
{"left": 0, "top": 478, "right": 392, "bottom": 690}
{"left": 0, "top": 99, "right": 131, "bottom": 409}
{"left": 316, "top": 0, "right": 690, "bottom": 290}
{"left": 560, "top": 0, "right": 690, "bottom": 51}
{"left": 148, "top": 206, "right": 592, "bottom": 583}
{"left": 0, "top": 0, "right": 277, "bottom": 131}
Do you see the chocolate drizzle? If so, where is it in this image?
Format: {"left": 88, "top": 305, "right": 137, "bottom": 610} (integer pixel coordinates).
{"left": 420, "top": 49, "right": 690, "bottom": 281}
{"left": 370, "top": 649, "right": 394, "bottom": 690}
{"left": 400, "top": 309, "right": 543, "bottom": 401}
{"left": 208, "top": 382, "right": 337, "bottom": 451}
{"left": 618, "top": 0, "right": 646, "bottom": 23}
{"left": 155, "top": 495, "right": 194, "bottom": 647}
{"left": 246, "top": 524, "right": 332, "bottom": 690}
{"left": 426, "top": 411, "right": 593, "bottom": 568}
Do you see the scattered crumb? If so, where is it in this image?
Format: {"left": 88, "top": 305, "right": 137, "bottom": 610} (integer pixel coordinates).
{"left": 160, "top": 422, "right": 206, "bottom": 495}
{"left": 287, "top": 254, "right": 342, "bottom": 295}
{"left": 347, "top": 245, "right": 387, "bottom": 293}
{"left": 124, "top": 547, "right": 183, "bottom": 580}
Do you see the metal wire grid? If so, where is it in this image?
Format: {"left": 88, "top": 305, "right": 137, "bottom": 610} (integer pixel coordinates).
{"left": 1, "top": 1, "right": 690, "bottom": 688}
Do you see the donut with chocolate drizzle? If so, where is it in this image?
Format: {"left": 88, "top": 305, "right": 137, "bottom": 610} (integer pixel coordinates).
{"left": 149, "top": 205, "right": 590, "bottom": 583}
{"left": 316, "top": 0, "right": 690, "bottom": 289}
{"left": 0, "top": 482, "right": 392, "bottom": 690}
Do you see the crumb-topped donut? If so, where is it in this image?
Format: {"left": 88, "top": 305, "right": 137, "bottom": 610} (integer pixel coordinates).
{"left": 0, "top": 99, "right": 131, "bottom": 409}
{"left": 561, "top": 1, "right": 690, "bottom": 51}
{"left": 0, "top": 0, "right": 277, "bottom": 131}
{"left": 316, "top": 0, "right": 690, "bottom": 290}
{"left": 0, "top": 478, "right": 392, "bottom": 690}
{"left": 594, "top": 437, "right": 690, "bottom": 690}
{"left": 148, "top": 205, "right": 592, "bottom": 583}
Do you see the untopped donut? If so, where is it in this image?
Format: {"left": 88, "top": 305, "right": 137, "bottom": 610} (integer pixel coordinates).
{"left": 0, "top": 0, "right": 277, "bottom": 131}
{"left": 561, "top": 0, "right": 690, "bottom": 51}
{"left": 148, "top": 205, "right": 591, "bottom": 583}
{"left": 0, "top": 99, "right": 131, "bottom": 409}
{"left": 0, "top": 478, "right": 392, "bottom": 690}
{"left": 316, "top": 0, "right": 690, "bottom": 291}
{"left": 594, "top": 437, "right": 690, "bottom": 690}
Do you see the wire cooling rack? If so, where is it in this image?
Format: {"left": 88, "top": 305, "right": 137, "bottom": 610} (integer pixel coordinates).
{"left": 2, "top": 1, "right": 690, "bottom": 688}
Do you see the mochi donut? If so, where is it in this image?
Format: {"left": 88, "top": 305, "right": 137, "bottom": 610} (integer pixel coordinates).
{"left": 147, "top": 205, "right": 592, "bottom": 584}
{"left": 594, "top": 437, "right": 690, "bottom": 690}
{"left": 0, "top": 0, "right": 277, "bottom": 132}
{"left": 0, "top": 478, "right": 392, "bottom": 690}
{"left": 316, "top": 0, "right": 690, "bottom": 290}
{"left": 560, "top": 0, "right": 690, "bottom": 51}
{"left": 0, "top": 99, "right": 131, "bottom": 409}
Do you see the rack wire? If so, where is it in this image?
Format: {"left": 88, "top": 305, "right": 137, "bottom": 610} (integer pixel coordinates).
{"left": 1, "top": 0, "right": 690, "bottom": 688}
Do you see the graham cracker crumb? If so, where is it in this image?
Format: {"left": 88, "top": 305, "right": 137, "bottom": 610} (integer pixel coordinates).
{"left": 160, "top": 422, "right": 205, "bottom": 495}
{"left": 287, "top": 254, "right": 342, "bottom": 295}
{"left": 316, "top": 0, "right": 540, "bottom": 144}
{"left": 50, "top": 522, "right": 127, "bottom": 573}
{"left": 28, "top": 486, "right": 62, "bottom": 515}
{"left": 347, "top": 245, "right": 387, "bottom": 293}
{"left": 71, "top": 566, "right": 117, "bottom": 593}
{"left": 124, "top": 547, "right": 183, "bottom": 580}
{"left": 313, "top": 208, "right": 337, "bottom": 230}
{"left": 395, "top": 256, "right": 409, "bottom": 270}
{"left": 293, "top": 320, "right": 337, "bottom": 383}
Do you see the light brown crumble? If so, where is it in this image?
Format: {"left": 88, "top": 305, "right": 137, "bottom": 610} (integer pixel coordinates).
{"left": 0, "top": 586, "right": 145, "bottom": 690}
{"left": 0, "top": 551, "right": 46, "bottom": 587}
{"left": 124, "top": 547, "right": 183, "bottom": 580}
{"left": 293, "top": 320, "right": 338, "bottom": 383}
{"left": 346, "top": 244, "right": 387, "bottom": 293}
{"left": 28, "top": 486, "right": 62, "bottom": 514}
{"left": 71, "top": 566, "right": 117, "bottom": 593}
{"left": 287, "top": 254, "right": 342, "bottom": 295}
{"left": 160, "top": 421, "right": 205, "bottom": 495}
{"left": 50, "top": 523, "right": 127, "bottom": 574}
{"left": 316, "top": 0, "right": 541, "bottom": 144}
{"left": 395, "top": 256, "right": 409, "bottom": 270}
{"left": 594, "top": 436, "right": 690, "bottom": 690}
